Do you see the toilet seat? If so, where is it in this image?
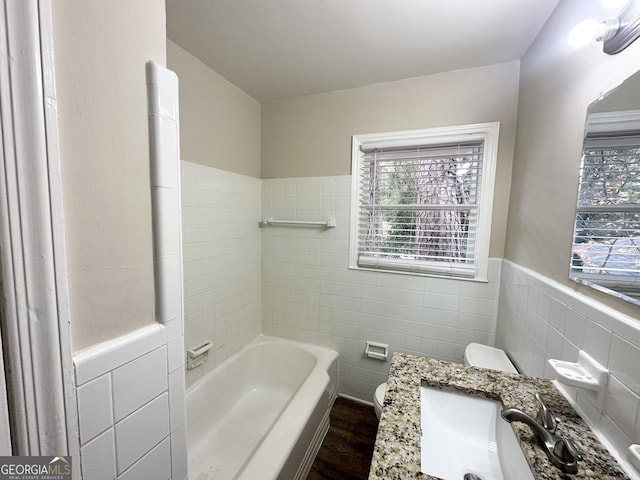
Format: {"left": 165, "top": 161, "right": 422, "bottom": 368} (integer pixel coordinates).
{"left": 464, "top": 342, "right": 518, "bottom": 374}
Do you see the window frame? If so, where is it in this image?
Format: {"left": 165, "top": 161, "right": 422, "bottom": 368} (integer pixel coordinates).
{"left": 349, "top": 123, "right": 500, "bottom": 281}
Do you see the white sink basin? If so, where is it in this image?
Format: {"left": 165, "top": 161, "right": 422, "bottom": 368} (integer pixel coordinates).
{"left": 420, "top": 386, "right": 534, "bottom": 480}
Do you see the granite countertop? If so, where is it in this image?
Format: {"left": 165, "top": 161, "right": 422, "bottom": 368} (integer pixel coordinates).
{"left": 369, "top": 352, "right": 629, "bottom": 480}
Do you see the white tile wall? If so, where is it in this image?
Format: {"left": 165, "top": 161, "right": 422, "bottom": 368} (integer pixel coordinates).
{"left": 77, "top": 374, "right": 113, "bottom": 444}
{"left": 81, "top": 429, "right": 116, "bottom": 480}
{"left": 170, "top": 425, "right": 188, "bottom": 480}
{"left": 496, "top": 260, "right": 640, "bottom": 470}
{"left": 111, "top": 346, "right": 168, "bottom": 422}
{"left": 118, "top": 438, "right": 171, "bottom": 480}
{"left": 114, "top": 393, "right": 170, "bottom": 474}
{"left": 74, "top": 325, "right": 186, "bottom": 480}
{"left": 262, "top": 176, "right": 502, "bottom": 402}
{"left": 181, "top": 161, "right": 262, "bottom": 386}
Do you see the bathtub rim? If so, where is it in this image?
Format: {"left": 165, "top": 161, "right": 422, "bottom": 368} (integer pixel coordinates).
{"left": 185, "top": 334, "right": 337, "bottom": 393}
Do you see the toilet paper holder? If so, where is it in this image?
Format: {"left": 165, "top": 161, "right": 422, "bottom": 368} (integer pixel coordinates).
{"left": 365, "top": 341, "right": 389, "bottom": 361}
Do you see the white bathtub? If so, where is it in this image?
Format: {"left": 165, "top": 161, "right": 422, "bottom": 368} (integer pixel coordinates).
{"left": 186, "top": 336, "right": 339, "bottom": 480}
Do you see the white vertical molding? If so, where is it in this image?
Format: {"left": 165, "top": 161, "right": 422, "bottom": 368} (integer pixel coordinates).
{"left": 0, "top": 0, "right": 77, "bottom": 462}
{"left": 145, "top": 61, "right": 188, "bottom": 480}
{"left": 0, "top": 324, "right": 9, "bottom": 455}
{"left": 146, "top": 61, "right": 184, "bottom": 324}
{"left": 0, "top": 7, "right": 10, "bottom": 438}
{"left": 38, "top": 0, "right": 80, "bottom": 465}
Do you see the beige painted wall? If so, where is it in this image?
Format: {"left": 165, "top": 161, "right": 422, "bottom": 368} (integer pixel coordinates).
{"left": 52, "top": 0, "right": 166, "bottom": 351}
{"left": 167, "top": 40, "right": 261, "bottom": 178}
{"left": 505, "top": 0, "right": 640, "bottom": 316}
{"left": 262, "top": 62, "right": 521, "bottom": 257}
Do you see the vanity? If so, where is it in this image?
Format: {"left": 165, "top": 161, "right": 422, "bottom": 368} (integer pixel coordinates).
{"left": 369, "top": 352, "right": 630, "bottom": 479}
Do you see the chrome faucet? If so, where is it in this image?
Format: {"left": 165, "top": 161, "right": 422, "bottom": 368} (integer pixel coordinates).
{"left": 501, "top": 394, "right": 582, "bottom": 474}
{"left": 534, "top": 392, "right": 559, "bottom": 432}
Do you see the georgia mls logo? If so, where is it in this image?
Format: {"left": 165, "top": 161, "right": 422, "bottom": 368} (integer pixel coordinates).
{"left": 0, "top": 456, "right": 72, "bottom": 480}
{"left": 48, "top": 457, "right": 71, "bottom": 474}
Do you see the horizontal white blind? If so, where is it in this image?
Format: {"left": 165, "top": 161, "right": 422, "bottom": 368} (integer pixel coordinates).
{"left": 570, "top": 134, "right": 640, "bottom": 284}
{"left": 357, "top": 141, "right": 483, "bottom": 277}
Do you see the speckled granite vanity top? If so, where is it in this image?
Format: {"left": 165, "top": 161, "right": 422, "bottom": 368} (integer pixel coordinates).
{"left": 369, "top": 352, "right": 629, "bottom": 480}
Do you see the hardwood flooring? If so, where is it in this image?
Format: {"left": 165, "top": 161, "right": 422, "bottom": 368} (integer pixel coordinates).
{"left": 307, "top": 396, "right": 379, "bottom": 480}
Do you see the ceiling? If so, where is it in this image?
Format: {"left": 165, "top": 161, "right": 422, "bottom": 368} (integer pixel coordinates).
{"left": 166, "top": 0, "right": 560, "bottom": 103}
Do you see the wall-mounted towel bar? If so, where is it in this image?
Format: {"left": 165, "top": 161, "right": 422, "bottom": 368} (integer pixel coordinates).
{"left": 259, "top": 218, "right": 336, "bottom": 228}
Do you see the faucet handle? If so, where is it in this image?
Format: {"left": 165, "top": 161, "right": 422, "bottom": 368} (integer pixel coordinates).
{"left": 535, "top": 392, "right": 558, "bottom": 432}
{"left": 562, "top": 437, "right": 583, "bottom": 462}
{"left": 553, "top": 437, "right": 584, "bottom": 463}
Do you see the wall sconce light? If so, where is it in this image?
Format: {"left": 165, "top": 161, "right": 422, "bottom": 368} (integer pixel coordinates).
{"left": 569, "top": 0, "right": 640, "bottom": 54}
{"left": 601, "top": 0, "right": 640, "bottom": 53}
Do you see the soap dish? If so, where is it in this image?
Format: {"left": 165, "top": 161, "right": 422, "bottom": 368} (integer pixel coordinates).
{"left": 548, "top": 359, "right": 599, "bottom": 389}
{"left": 548, "top": 350, "right": 608, "bottom": 392}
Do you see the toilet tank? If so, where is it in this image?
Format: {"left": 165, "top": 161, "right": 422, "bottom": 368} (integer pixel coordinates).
{"left": 464, "top": 343, "right": 518, "bottom": 374}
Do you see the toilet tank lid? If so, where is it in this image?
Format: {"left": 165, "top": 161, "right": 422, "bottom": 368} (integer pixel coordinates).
{"left": 464, "top": 343, "right": 518, "bottom": 374}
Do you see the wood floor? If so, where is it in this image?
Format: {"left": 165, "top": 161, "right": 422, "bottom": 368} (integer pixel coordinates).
{"left": 307, "top": 396, "right": 379, "bottom": 480}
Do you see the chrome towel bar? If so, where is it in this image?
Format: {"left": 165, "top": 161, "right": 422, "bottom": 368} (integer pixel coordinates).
{"left": 259, "top": 218, "right": 336, "bottom": 228}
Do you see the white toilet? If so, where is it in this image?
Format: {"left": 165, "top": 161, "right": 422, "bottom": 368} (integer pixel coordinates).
{"left": 373, "top": 383, "right": 387, "bottom": 420}
{"left": 463, "top": 342, "right": 518, "bottom": 374}
{"left": 373, "top": 343, "right": 517, "bottom": 420}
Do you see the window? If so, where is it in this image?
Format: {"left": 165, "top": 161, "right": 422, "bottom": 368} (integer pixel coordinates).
{"left": 570, "top": 111, "right": 640, "bottom": 297}
{"left": 349, "top": 123, "right": 499, "bottom": 280}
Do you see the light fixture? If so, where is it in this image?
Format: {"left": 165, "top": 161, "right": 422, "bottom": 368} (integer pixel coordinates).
{"left": 569, "top": 0, "right": 640, "bottom": 53}
{"left": 601, "top": 0, "right": 640, "bottom": 54}
{"left": 569, "top": 19, "right": 605, "bottom": 47}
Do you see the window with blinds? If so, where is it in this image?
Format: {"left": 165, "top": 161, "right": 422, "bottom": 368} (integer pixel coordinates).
{"left": 570, "top": 131, "right": 640, "bottom": 291}
{"left": 349, "top": 124, "right": 499, "bottom": 280}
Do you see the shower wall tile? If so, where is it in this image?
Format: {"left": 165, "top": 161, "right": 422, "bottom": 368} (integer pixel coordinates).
{"left": 168, "top": 368, "right": 186, "bottom": 431}
{"left": 147, "top": 71, "right": 180, "bottom": 189}
{"left": 170, "top": 425, "right": 188, "bottom": 480}
{"left": 167, "top": 337, "right": 184, "bottom": 373}
{"left": 605, "top": 377, "right": 639, "bottom": 440}
{"left": 118, "top": 438, "right": 171, "bottom": 480}
{"left": 262, "top": 176, "right": 501, "bottom": 403}
{"left": 76, "top": 374, "right": 113, "bottom": 445}
{"left": 74, "top": 325, "right": 163, "bottom": 385}
{"left": 496, "top": 260, "right": 640, "bottom": 467}
{"left": 181, "top": 161, "right": 262, "bottom": 386}
{"left": 114, "top": 393, "right": 170, "bottom": 474}
{"left": 80, "top": 429, "right": 116, "bottom": 480}
{"left": 74, "top": 324, "right": 186, "bottom": 480}
{"left": 111, "top": 346, "right": 168, "bottom": 422}
{"left": 155, "top": 255, "right": 183, "bottom": 323}
{"left": 151, "top": 188, "right": 181, "bottom": 257}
